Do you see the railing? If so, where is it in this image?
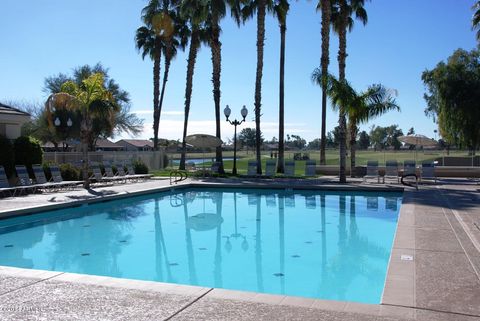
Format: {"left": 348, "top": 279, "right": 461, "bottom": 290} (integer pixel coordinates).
{"left": 169, "top": 170, "right": 188, "bottom": 185}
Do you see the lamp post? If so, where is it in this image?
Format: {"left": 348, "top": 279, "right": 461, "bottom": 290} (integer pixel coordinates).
{"left": 54, "top": 116, "right": 73, "bottom": 151}
{"left": 224, "top": 105, "right": 248, "bottom": 175}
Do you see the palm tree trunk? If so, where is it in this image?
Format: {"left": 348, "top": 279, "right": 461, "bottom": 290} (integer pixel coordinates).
{"left": 337, "top": 0, "right": 348, "bottom": 183}
{"left": 277, "top": 22, "right": 286, "bottom": 174}
{"left": 153, "top": 38, "right": 162, "bottom": 150}
{"left": 158, "top": 43, "right": 172, "bottom": 148}
{"left": 211, "top": 15, "right": 225, "bottom": 174}
{"left": 180, "top": 31, "right": 199, "bottom": 170}
{"left": 80, "top": 108, "right": 90, "bottom": 189}
{"left": 255, "top": 0, "right": 267, "bottom": 175}
{"left": 349, "top": 120, "right": 357, "bottom": 177}
{"left": 320, "top": 0, "right": 331, "bottom": 166}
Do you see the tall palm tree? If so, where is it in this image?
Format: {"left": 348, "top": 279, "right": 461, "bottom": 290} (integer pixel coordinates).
{"left": 135, "top": 6, "right": 163, "bottom": 150}
{"left": 274, "top": 0, "right": 289, "bottom": 174}
{"left": 136, "top": 0, "right": 179, "bottom": 150}
{"left": 330, "top": 0, "right": 368, "bottom": 182}
{"left": 205, "top": 0, "right": 242, "bottom": 174}
{"left": 312, "top": 71, "right": 400, "bottom": 177}
{"left": 158, "top": 9, "right": 190, "bottom": 140}
{"left": 473, "top": 1, "right": 480, "bottom": 41}
{"left": 242, "top": 0, "right": 273, "bottom": 174}
{"left": 179, "top": 0, "right": 209, "bottom": 170}
{"left": 317, "top": 0, "right": 332, "bottom": 165}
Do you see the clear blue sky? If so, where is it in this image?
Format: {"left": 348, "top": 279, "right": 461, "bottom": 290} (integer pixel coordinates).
{"left": 0, "top": 0, "right": 477, "bottom": 142}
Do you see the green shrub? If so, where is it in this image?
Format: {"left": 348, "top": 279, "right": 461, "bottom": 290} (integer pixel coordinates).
{"left": 59, "top": 163, "right": 80, "bottom": 181}
{"left": 0, "top": 135, "right": 14, "bottom": 177}
{"left": 14, "top": 136, "right": 43, "bottom": 166}
{"left": 133, "top": 159, "right": 149, "bottom": 174}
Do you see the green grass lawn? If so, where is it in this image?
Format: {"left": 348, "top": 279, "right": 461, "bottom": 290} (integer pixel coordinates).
{"left": 154, "top": 149, "right": 469, "bottom": 177}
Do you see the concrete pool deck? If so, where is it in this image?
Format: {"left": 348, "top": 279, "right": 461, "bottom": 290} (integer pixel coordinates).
{"left": 0, "top": 177, "right": 479, "bottom": 320}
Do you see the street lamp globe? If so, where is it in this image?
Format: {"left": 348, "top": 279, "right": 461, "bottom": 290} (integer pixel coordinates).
{"left": 241, "top": 105, "right": 248, "bottom": 120}
{"left": 54, "top": 117, "right": 61, "bottom": 127}
{"left": 224, "top": 105, "right": 231, "bottom": 120}
{"left": 67, "top": 117, "right": 73, "bottom": 127}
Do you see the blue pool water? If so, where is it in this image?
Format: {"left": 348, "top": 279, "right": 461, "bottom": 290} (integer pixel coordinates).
{"left": 0, "top": 188, "right": 402, "bottom": 303}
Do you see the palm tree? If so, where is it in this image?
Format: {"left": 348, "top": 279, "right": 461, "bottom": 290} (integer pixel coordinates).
{"left": 330, "top": 0, "right": 368, "bottom": 182}
{"left": 179, "top": 0, "right": 209, "bottom": 170}
{"left": 205, "top": 0, "right": 242, "bottom": 174}
{"left": 242, "top": 0, "right": 273, "bottom": 174}
{"left": 473, "top": 1, "right": 480, "bottom": 41}
{"left": 274, "top": 0, "right": 289, "bottom": 174}
{"left": 45, "top": 73, "right": 118, "bottom": 188}
{"left": 135, "top": 13, "right": 163, "bottom": 150}
{"left": 158, "top": 10, "right": 190, "bottom": 141}
{"left": 317, "top": 0, "right": 332, "bottom": 165}
{"left": 136, "top": 0, "right": 178, "bottom": 150}
{"left": 312, "top": 71, "right": 400, "bottom": 177}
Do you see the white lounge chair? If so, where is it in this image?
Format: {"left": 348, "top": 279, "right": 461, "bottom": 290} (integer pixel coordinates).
{"left": 265, "top": 159, "right": 276, "bottom": 177}
{"left": 403, "top": 160, "right": 417, "bottom": 176}
{"left": 385, "top": 160, "right": 399, "bottom": 183}
{"left": 363, "top": 160, "right": 381, "bottom": 183}
{"left": 305, "top": 160, "right": 316, "bottom": 177}
{"left": 421, "top": 161, "right": 437, "bottom": 183}
{"left": 284, "top": 160, "right": 295, "bottom": 176}
{"left": 247, "top": 160, "right": 258, "bottom": 176}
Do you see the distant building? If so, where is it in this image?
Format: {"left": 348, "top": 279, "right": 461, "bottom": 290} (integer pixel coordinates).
{"left": 115, "top": 139, "right": 154, "bottom": 151}
{"left": 95, "top": 139, "right": 124, "bottom": 151}
{"left": 0, "top": 102, "right": 31, "bottom": 139}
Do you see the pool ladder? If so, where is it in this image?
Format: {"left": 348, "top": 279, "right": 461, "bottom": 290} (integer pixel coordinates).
{"left": 170, "top": 170, "right": 188, "bottom": 185}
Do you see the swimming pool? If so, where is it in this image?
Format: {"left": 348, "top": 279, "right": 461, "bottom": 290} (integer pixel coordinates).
{"left": 0, "top": 188, "right": 402, "bottom": 304}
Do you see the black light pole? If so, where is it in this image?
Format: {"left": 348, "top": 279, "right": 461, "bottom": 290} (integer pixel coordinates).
{"left": 224, "top": 105, "right": 248, "bottom": 175}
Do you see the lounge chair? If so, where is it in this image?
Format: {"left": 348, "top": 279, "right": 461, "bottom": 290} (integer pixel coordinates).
{"left": 114, "top": 164, "right": 135, "bottom": 182}
{"left": 49, "top": 165, "right": 83, "bottom": 189}
{"left": 284, "top": 160, "right": 295, "bottom": 176}
{"left": 385, "top": 160, "right": 399, "bottom": 183}
{"left": 421, "top": 161, "right": 437, "bottom": 183}
{"left": 403, "top": 160, "right": 416, "bottom": 176}
{"left": 305, "top": 160, "right": 316, "bottom": 177}
{"left": 126, "top": 163, "right": 153, "bottom": 180}
{"left": 363, "top": 160, "right": 381, "bottom": 183}
{"left": 15, "top": 165, "right": 48, "bottom": 194}
{"left": 0, "top": 166, "right": 17, "bottom": 197}
{"left": 32, "top": 164, "right": 73, "bottom": 191}
{"left": 265, "top": 159, "right": 276, "bottom": 177}
{"left": 103, "top": 162, "right": 126, "bottom": 183}
{"left": 90, "top": 163, "right": 116, "bottom": 185}
{"left": 247, "top": 160, "right": 258, "bottom": 176}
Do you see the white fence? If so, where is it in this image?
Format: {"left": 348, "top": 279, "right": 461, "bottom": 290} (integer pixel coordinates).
{"left": 43, "top": 151, "right": 166, "bottom": 170}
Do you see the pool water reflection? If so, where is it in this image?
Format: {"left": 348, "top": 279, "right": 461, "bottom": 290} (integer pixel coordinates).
{"left": 0, "top": 188, "right": 402, "bottom": 304}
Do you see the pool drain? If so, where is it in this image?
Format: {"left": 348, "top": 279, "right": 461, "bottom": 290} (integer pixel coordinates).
{"left": 273, "top": 273, "right": 284, "bottom": 277}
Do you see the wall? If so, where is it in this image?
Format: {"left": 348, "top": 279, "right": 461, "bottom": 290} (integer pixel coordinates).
{"left": 44, "top": 150, "right": 166, "bottom": 170}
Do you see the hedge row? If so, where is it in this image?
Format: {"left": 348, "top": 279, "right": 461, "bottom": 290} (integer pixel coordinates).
{"left": 0, "top": 135, "right": 43, "bottom": 178}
